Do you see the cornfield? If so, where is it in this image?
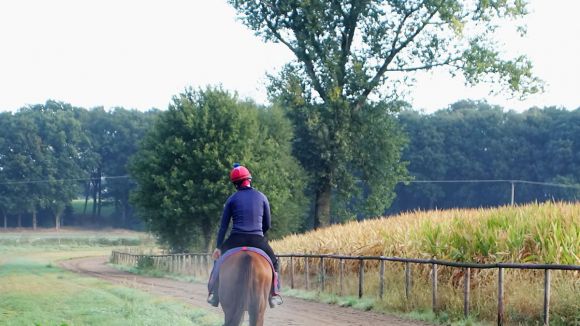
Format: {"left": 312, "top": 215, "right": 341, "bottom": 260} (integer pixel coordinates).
{"left": 273, "top": 201, "right": 579, "bottom": 265}
{"left": 272, "top": 202, "right": 580, "bottom": 323}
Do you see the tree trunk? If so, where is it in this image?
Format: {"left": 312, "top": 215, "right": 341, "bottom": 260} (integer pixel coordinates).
{"left": 97, "top": 173, "right": 102, "bottom": 218}
{"left": 314, "top": 182, "right": 332, "bottom": 229}
{"left": 97, "top": 179, "right": 103, "bottom": 218}
{"left": 92, "top": 179, "right": 98, "bottom": 218}
{"left": 17, "top": 213, "right": 22, "bottom": 229}
{"left": 32, "top": 209, "right": 37, "bottom": 230}
{"left": 92, "top": 169, "right": 100, "bottom": 218}
{"left": 55, "top": 212, "right": 61, "bottom": 230}
{"left": 83, "top": 181, "right": 90, "bottom": 214}
{"left": 3, "top": 211, "right": 6, "bottom": 230}
{"left": 121, "top": 201, "right": 127, "bottom": 228}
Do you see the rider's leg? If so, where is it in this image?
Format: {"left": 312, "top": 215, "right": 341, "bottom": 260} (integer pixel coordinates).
{"left": 254, "top": 236, "right": 283, "bottom": 307}
{"left": 207, "top": 236, "right": 237, "bottom": 307}
{"left": 207, "top": 260, "right": 220, "bottom": 307}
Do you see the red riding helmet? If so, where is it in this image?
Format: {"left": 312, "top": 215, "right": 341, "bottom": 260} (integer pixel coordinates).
{"left": 229, "top": 163, "right": 252, "bottom": 183}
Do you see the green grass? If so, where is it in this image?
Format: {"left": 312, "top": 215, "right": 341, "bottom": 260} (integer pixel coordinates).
{"left": 0, "top": 229, "right": 154, "bottom": 249}
{"left": 0, "top": 232, "right": 220, "bottom": 326}
{"left": 70, "top": 199, "right": 116, "bottom": 217}
{"left": 281, "top": 287, "right": 490, "bottom": 326}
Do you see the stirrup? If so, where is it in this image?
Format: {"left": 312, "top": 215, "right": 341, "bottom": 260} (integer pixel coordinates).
{"left": 269, "top": 294, "right": 283, "bottom": 308}
{"left": 207, "top": 293, "right": 219, "bottom": 307}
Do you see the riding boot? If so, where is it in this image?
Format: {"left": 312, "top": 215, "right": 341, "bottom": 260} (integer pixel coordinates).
{"left": 207, "top": 262, "right": 220, "bottom": 307}
{"left": 207, "top": 291, "right": 219, "bottom": 307}
{"left": 269, "top": 264, "right": 283, "bottom": 308}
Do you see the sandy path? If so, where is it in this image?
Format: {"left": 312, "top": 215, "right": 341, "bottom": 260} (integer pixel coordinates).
{"left": 60, "top": 256, "right": 433, "bottom": 326}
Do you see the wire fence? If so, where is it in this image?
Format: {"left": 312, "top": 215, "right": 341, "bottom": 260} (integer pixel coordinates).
{"left": 110, "top": 250, "right": 579, "bottom": 325}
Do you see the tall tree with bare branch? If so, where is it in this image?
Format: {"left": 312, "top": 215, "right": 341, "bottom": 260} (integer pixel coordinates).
{"left": 230, "top": 0, "right": 543, "bottom": 227}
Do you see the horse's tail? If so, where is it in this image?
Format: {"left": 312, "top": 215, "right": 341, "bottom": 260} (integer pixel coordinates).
{"left": 225, "top": 252, "right": 252, "bottom": 326}
{"left": 240, "top": 252, "right": 253, "bottom": 306}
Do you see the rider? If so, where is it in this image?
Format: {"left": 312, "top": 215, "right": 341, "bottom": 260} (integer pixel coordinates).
{"left": 207, "top": 163, "right": 283, "bottom": 308}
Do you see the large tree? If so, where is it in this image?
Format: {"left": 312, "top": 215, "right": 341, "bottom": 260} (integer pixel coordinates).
{"left": 21, "top": 101, "right": 87, "bottom": 230}
{"left": 0, "top": 112, "right": 17, "bottom": 229}
{"left": 0, "top": 110, "right": 45, "bottom": 229}
{"left": 130, "top": 87, "right": 307, "bottom": 252}
{"left": 230, "top": 0, "right": 542, "bottom": 227}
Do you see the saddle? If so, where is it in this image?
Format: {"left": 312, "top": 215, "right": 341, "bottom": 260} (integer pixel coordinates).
{"left": 208, "top": 246, "right": 280, "bottom": 296}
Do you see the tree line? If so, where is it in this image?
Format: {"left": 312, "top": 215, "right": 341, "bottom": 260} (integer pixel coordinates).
{"left": 0, "top": 101, "right": 157, "bottom": 230}
{"left": 1, "top": 94, "right": 578, "bottom": 250}
{"left": 391, "top": 100, "right": 580, "bottom": 213}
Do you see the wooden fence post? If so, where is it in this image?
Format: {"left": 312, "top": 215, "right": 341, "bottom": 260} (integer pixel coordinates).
{"left": 358, "top": 258, "right": 364, "bottom": 298}
{"left": 339, "top": 258, "right": 344, "bottom": 296}
{"left": 432, "top": 263, "right": 438, "bottom": 312}
{"left": 405, "top": 262, "right": 412, "bottom": 300}
{"left": 464, "top": 267, "right": 471, "bottom": 319}
{"left": 290, "top": 256, "right": 295, "bottom": 289}
{"left": 207, "top": 254, "right": 212, "bottom": 276}
{"left": 320, "top": 257, "right": 325, "bottom": 292}
{"left": 305, "top": 257, "right": 310, "bottom": 290}
{"left": 196, "top": 255, "right": 201, "bottom": 276}
{"left": 498, "top": 267, "right": 504, "bottom": 326}
{"left": 543, "top": 269, "right": 551, "bottom": 326}
{"left": 379, "top": 259, "right": 385, "bottom": 300}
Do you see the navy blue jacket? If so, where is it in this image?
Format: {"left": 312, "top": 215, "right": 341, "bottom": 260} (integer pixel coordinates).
{"left": 216, "top": 187, "right": 271, "bottom": 248}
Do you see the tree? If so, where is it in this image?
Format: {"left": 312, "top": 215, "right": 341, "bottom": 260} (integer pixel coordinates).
{"left": 0, "top": 112, "right": 16, "bottom": 229}
{"left": 230, "top": 0, "right": 542, "bottom": 227}
{"left": 250, "top": 105, "right": 310, "bottom": 235}
{"left": 20, "top": 101, "right": 87, "bottom": 230}
{"left": 130, "top": 87, "right": 307, "bottom": 252}
{"left": 0, "top": 110, "right": 45, "bottom": 229}
{"left": 82, "top": 107, "right": 157, "bottom": 227}
{"left": 103, "top": 108, "right": 157, "bottom": 228}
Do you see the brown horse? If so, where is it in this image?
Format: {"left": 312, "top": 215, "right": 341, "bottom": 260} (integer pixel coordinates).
{"left": 219, "top": 250, "right": 272, "bottom": 326}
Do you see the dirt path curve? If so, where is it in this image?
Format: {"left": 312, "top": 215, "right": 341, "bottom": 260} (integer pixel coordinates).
{"left": 60, "top": 256, "right": 433, "bottom": 326}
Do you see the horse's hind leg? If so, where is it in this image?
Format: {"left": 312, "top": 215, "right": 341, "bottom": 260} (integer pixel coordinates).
{"left": 223, "top": 305, "right": 245, "bottom": 326}
{"left": 248, "top": 300, "right": 267, "bottom": 326}
{"left": 248, "top": 282, "right": 269, "bottom": 326}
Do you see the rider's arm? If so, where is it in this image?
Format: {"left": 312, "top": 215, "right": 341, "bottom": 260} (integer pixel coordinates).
{"left": 216, "top": 198, "right": 232, "bottom": 248}
{"left": 262, "top": 196, "right": 271, "bottom": 234}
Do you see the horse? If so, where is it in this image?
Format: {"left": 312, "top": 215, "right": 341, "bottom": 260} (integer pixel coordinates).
{"left": 218, "top": 250, "right": 273, "bottom": 326}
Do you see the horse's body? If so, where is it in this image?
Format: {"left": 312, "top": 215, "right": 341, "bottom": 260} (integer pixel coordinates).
{"left": 219, "top": 250, "right": 272, "bottom": 326}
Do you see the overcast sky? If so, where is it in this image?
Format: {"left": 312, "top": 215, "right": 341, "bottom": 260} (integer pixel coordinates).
{"left": 1, "top": 0, "right": 578, "bottom": 113}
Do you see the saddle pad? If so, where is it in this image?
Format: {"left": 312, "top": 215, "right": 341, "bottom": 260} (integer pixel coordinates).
{"left": 208, "top": 247, "right": 275, "bottom": 288}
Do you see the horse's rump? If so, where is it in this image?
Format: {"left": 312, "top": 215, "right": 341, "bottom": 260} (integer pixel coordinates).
{"left": 209, "top": 246, "right": 275, "bottom": 292}
{"left": 219, "top": 250, "right": 272, "bottom": 326}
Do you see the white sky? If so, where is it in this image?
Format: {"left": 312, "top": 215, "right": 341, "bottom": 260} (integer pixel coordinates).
{"left": 0, "top": 0, "right": 578, "bottom": 113}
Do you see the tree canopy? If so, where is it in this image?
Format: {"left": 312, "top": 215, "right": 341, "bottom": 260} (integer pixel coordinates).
{"left": 391, "top": 101, "right": 580, "bottom": 213}
{"left": 129, "top": 87, "right": 308, "bottom": 252}
{"left": 229, "top": 0, "right": 543, "bottom": 227}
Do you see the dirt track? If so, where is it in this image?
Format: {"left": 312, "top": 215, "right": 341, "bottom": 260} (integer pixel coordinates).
{"left": 60, "top": 256, "right": 433, "bottom": 326}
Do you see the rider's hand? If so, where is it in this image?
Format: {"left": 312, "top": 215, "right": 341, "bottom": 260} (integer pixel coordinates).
{"left": 212, "top": 248, "right": 221, "bottom": 260}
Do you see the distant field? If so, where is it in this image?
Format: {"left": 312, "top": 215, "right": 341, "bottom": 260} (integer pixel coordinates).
{"left": 0, "top": 228, "right": 155, "bottom": 248}
{"left": 70, "top": 199, "right": 116, "bottom": 217}
{"left": 0, "top": 231, "right": 219, "bottom": 326}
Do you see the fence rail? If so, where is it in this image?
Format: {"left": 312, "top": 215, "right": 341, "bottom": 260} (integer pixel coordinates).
{"left": 110, "top": 250, "right": 579, "bottom": 326}
{"left": 110, "top": 251, "right": 213, "bottom": 278}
